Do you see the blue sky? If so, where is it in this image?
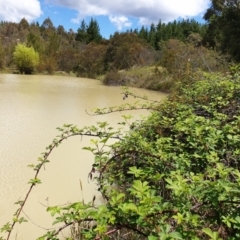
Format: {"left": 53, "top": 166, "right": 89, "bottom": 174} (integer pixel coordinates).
{"left": 0, "top": 0, "right": 210, "bottom": 39}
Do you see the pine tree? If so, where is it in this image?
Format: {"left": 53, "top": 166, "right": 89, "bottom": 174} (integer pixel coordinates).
{"left": 75, "top": 20, "right": 89, "bottom": 43}
{"left": 148, "top": 23, "right": 157, "bottom": 48}
{"left": 138, "top": 26, "right": 148, "bottom": 41}
{"left": 86, "top": 18, "right": 102, "bottom": 43}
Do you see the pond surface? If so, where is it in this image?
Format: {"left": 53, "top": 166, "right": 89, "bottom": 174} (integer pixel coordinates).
{"left": 0, "top": 74, "right": 166, "bottom": 239}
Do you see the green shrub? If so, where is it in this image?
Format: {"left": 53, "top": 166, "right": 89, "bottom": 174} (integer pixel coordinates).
{"left": 96, "top": 74, "right": 240, "bottom": 239}
{"left": 13, "top": 43, "right": 39, "bottom": 74}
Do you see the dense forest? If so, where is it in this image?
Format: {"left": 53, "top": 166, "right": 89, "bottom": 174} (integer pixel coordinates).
{"left": 0, "top": 17, "right": 208, "bottom": 75}
{"left": 0, "top": 0, "right": 239, "bottom": 92}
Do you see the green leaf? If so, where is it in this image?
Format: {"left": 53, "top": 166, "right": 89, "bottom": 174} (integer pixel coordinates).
{"left": 148, "top": 236, "right": 158, "bottom": 240}
{"left": 19, "top": 217, "right": 28, "bottom": 224}
{"left": 125, "top": 203, "right": 138, "bottom": 212}
{"left": 203, "top": 228, "right": 223, "bottom": 240}
{"left": 168, "top": 231, "right": 183, "bottom": 239}
{"left": 1, "top": 222, "right": 11, "bottom": 232}
{"left": 47, "top": 206, "right": 61, "bottom": 217}
{"left": 28, "top": 178, "right": 41, "bottom": 185}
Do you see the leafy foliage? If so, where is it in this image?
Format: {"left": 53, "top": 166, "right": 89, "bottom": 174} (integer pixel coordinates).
{"left": 105, "top": 32, "right": 155, "bottom": 70}
{"left": 160, "top": 39, "right": 227, "bottom": 75}
{"left": 13, "top": 43, "right": 39, "bottom": 74}
{"left": 203, "top": 0, "right": 240, "bottom": 61}
{"left": 74, "top": 42, "right": 107, "bottom": 78}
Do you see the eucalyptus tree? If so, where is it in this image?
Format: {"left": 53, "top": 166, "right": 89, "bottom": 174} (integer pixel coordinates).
{"left": 18, "top": 18, "right": 29, "bottom": 31}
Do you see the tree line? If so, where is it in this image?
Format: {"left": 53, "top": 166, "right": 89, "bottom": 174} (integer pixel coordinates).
{"left": 0, "top": 0, "right": 239, "bottom": 78}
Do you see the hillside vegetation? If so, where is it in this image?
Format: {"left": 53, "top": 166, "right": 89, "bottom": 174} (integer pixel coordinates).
{"left": 1, "top": 2, "right": 238, "bottom": 91}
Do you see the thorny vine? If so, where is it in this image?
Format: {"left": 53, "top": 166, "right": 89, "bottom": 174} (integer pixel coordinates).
{"left": 0, "top": 91, "right": 160, "bottom": 240}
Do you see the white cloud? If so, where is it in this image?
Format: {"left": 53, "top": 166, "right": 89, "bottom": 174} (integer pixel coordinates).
{"left": 109, "top": 15, "right": 132, "bottom": 30}
{"left": 0, "top": 0, "right": 42, "bottom": 23}
{"left": 0, "top": 0, "right": 210, "bottom": 29}
{"left": 46, "top": 0, "right": 210, "bottom": 27}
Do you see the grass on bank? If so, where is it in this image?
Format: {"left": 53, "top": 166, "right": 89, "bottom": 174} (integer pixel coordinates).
{"left": 100, "top": 65, "right": 210, "bottom": 93}
{"left": 101, "top": 66, "right": 173, "bottom": 92}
